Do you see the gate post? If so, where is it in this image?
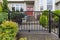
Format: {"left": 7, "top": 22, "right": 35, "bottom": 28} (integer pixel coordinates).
{"left": 59, "top": 16, "right": 60, "bottom": 38}
{"left": 49, "top": 10, "right": 51, "bottom": 33}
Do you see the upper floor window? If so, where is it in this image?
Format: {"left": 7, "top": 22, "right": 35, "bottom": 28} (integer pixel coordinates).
{"left": 40, "top": 6, "right": 43, "bottom": 10}
{"left": 47, "top": 0, "right": 53, "bottom": 10}
{"left": 40, "top": 0, "right": 44, "bottom": 10}
{"left": 47, "top": 0, "right": 52, "bottom": 5}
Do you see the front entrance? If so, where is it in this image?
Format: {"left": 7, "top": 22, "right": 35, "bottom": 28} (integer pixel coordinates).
{"left": 26, "top": 4, "right": 34, "bottom": 16}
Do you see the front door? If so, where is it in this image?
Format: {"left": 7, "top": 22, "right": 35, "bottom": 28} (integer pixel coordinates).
{"left": 26, "top": 5, "right": 33, "bottom": 16}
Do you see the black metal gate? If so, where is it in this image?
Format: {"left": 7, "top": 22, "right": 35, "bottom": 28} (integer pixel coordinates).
{"left": 8, "top": 10, "right": 60, "bottom": 38}
{"left": 8, "top": 11, "right": 49, "bottom": 32}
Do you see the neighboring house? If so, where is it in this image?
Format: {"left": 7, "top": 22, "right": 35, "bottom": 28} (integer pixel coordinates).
{"left": 55, "top": 0, "right": 60, "bottom": 10}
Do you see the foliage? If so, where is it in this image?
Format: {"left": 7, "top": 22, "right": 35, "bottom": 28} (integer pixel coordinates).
{"left": 2, "top": 0, "right": 9, "bottom": 12}
{"left": 54, "top": 16, "right": 59, "bottom": 22}
{"left": 53, "top": 10, "right": 60, "bottom": 22}
{"left": 19, "top": 37, "right": 27, "bottom": 40}
{"left": 11, "top": 12, "right": 25, "bottom": 23}
{"left": 0, "top": 12, "right": 8, "bottom": 24}
{"left": 0, "top": 21, "right": 18, "bottom": 40}
{"left": 53, "top": 10, "right": 60, "bottom": 15}
{"left": 0, "top": 3, "right": 2, "bottom": 12}
{"left": 42, "top": 10, "right": 49, "bottom": 17}
{"left": 39, "top": 15, "right": 48, "bottom": 27}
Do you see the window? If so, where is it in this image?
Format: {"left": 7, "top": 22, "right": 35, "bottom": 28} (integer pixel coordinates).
{"left": 47, "top": 0, "right": 53, "bottom": 10}
{"left": 47, "top": 5, "right": 52, "bottom": 10}
{"left": 47, "top": 0, "right": 52, "bottom": 5}
{"left": 40, "top": 0, "right": 44, "bottom": 10}
{"left": 16, "top": 7, "right": 19, "bottom": 12}
{"left": 12, "top": 7, "right": 15, "bottom": 11}
{"left": 40, "top": 6, "right": 43, "bottom": 10}
{"left": 12, "top": 4, "right": 24, "bottom": 12}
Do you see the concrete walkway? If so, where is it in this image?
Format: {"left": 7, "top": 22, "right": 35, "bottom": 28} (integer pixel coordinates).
{"left": 19, "top": 32, "right": 58, "bottom": 40}
{"left": 19, "top": 21, "right": 58, "bottom": 40}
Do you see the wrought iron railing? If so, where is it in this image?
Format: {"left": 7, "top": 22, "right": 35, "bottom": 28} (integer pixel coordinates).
{"left": 8, "top": 10, "right": 60, "bottom": 38}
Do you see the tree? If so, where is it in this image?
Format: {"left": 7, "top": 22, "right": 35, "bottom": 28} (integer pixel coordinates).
{"left": 2, "top": 0, "right": 9, "bottom": 12}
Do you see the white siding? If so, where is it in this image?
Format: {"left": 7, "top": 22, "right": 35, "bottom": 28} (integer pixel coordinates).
{"left": 34, "top": 0, "right": 40, "bottom": 11}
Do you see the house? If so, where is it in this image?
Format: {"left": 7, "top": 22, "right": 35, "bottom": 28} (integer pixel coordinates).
{"left": 7, "top": 0, "right": 55, "bottom": 11}
{"left": 55, "top": 0, "right": 60, "bottom": 10}
{"left": 7, "top": 0, "right": 55, "bottom": 20}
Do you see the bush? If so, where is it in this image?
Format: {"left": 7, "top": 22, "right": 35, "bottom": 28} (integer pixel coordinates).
{"left": 0, "top": 12, "right": 8, "bottom": 24}
{"left": 53, "top": 10, "right": 60, "bottom": 15}
{"left": 54, "top": 16, "right": 59, "bottom": 22}
{"left": 0, "top": 21, "right": 18, "bottom": 40}
{"left": 0, "top": 3, "right": 2, "bottom": 12}
{"left": 2, "top": 0, "right": 9, "bottom": 12}
{"left": 53, "top": 10, "right": 60, "bottom": 23}
{"left": 39, "top": 15, "right": 48, "bottom": 27}
{"left": 42, "top": 10, "right": 49, "bottom": 17}
{"left": 11, "top": 12, "right": 25, "bottom": 23}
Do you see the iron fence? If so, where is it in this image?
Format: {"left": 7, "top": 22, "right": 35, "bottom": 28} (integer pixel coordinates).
{"left": 8, "top": 10, "right": 60, "bottom": 38}
{"left": 49, "top": 11, "right": 60, "bottom": 38}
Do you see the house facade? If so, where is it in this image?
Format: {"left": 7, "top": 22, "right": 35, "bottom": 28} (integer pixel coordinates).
{"left": 7, "top": 0, "right": 55, "bottom": 11}
{"left": 7, "top": 0, "right": 55, "bottom": 20}
{"left": 55, "top": 0, "right": 60, "bottom": 10}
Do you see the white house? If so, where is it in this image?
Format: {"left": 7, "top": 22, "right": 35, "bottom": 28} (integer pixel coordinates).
{"left": 7, "top": 0, "right": 55, "bottom": 11}
{"left": 7, "top": 0, "right": 55, "bottom": 20}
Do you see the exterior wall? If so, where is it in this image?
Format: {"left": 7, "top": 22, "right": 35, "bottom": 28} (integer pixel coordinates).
{"left": 52, "top": 0, "right": 55, "bottom": 11}
{"left": 34, "top": 0, "right": 40, "bottom": 11}
{"left": 55, "top": 0, "right": 60, "bottom": 3}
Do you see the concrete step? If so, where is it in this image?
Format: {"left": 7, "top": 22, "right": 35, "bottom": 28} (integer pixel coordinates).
{"left": 18, "top": 34, "right": 58, "bottom": 40}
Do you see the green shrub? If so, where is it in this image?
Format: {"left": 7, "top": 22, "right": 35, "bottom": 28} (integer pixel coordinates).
{"left": 39, "top": 15, "right": 48, "bottom": 27}
{"left": 54, "top": 16, "right": 59, "bottom": 22}
{"left": 2, "top": 0, "right": 9, "bottom": 12}
{"left": 42, "top": 10, "right": 49, "bottom": 17}
{"left": 0, "top": 12, "right": 8, "bottom": 24}
{"left": 53, "top": 10, "right": 60, "bottom": 15}
{"left": 0, "top": 21, "right": 18, "bottom": 40}
{"left": 11, "top": 12, "right": 25, "bottom": 22}
{"left": 0, "top": 3, "right": 2, "bottom": 12}
{"left": 53, "top": 10, "right": 60, "bottom": 22}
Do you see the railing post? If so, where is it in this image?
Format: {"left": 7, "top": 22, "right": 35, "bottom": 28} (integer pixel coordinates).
{"left": 59, "top": 16, "right": 60, "bottom": 38}
{"left": 49, "top": 10, "right": 51, "bottom": 33}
